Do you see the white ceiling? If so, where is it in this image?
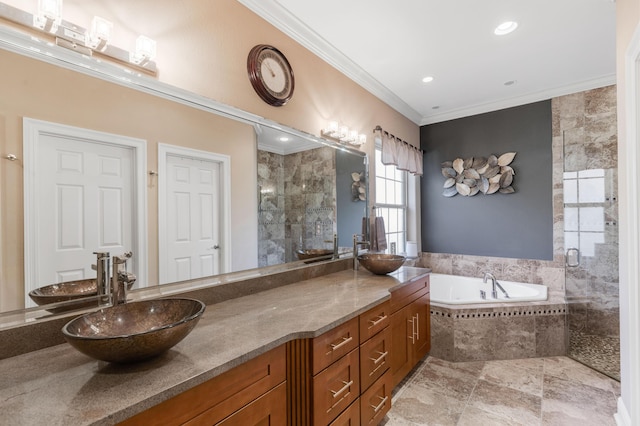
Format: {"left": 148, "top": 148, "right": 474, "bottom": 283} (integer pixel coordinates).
{"left": 239, "top": 0, "right": 616, "bottom": 125}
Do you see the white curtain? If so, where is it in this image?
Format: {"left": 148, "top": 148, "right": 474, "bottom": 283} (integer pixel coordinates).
{"left": 380, "top": 131, "right": 423, "bottom": 176}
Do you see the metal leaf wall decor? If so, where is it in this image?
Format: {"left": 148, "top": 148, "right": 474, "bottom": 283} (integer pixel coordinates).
{"left": 441, "top": 152, "right": 516, "bottom": 197}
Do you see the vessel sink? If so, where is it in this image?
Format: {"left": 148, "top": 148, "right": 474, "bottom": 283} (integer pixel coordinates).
{"left": 62, "top": 298, "right": 205, "bottom": 363}
{"left": 29, "top": 277, "right": 136, "bottom": 312}
{"left": 296, "top": 248, "right": 333, "bottom": 262}
{"left": 357, "top": 253, "right": 406, "bottom": 275}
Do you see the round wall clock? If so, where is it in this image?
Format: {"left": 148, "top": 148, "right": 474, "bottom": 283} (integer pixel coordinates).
{"left": 247, "top": 44, "right": 295, "bottom": 107}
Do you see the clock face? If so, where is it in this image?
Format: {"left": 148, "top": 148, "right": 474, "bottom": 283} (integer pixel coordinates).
{"left": 248, "top": 45, "right": 295, "bottom": 106}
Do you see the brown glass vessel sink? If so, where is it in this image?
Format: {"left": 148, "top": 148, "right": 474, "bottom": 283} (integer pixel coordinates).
{"left": 29, "top": 277, "right": 136, "bottom": 312}
{"left": 62, "top": 298, "right": 205, "bottom": 363}
{"left": 296, "top": 249, "right": 333, "bottom": 262}
{"left": 357, "top": 253, "right": 406, "bottom": 275}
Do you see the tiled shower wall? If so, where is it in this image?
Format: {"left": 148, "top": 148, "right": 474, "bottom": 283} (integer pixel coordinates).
{"left": 556, "top": 86, "right": 619, "bottom": 338}
{"left": 418, "top": 85, "right": 618, "bottom": 363}
{"left": 257, "top": 147, "right": 336, "bottom": 266}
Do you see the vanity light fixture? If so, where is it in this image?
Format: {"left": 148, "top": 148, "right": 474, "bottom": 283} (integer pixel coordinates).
{"left": 88, "top": 16, "right": 112, "bottom": 51}
{"left": 321, "top": 121, "right": 366, "bottom": 145}
{"left": 131, "top": 35, "right": 157, "bottom": 65}
{"left": 33, "top": 0, "right": 62, "bottom": 33}
{"left": 494, "top": 21, "right": 518, "bottom": 36}
{"left": 0, "top": 1, "right": 158, "bottom": 75}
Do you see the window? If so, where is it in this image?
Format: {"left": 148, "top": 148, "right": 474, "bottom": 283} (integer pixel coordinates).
{"left": 375, "top": 147, "right": 407, "bottom": 254}
{"left": 563, "top": 169, "right": 607, "bottom": 257}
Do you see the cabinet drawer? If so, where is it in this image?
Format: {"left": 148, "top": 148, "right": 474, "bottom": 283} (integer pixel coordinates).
{"left": 313, "top": 348, "right": 360, "bottom": 426}
{"left": 360, "top": 371, "right": 392, "bottom": 426}
{"left": 186, "top": 382, "right": 286, "bottom": 426}
{"left": 359, "top": 326, "right": 392, "bottom": 392}
{"left": 359, "top": 301, "right": 390, "bottom": 344}
{"left": 389, "top": 275, "right": 430, "bottom": 312}
{"left": 118, "top": 345, "right": 286, "bottom": 426}
{"left": 329, "top": 398, "right": 361, "bottom": 426}
{"left": 313, "top": 317, "right": 359, "bottom": 375}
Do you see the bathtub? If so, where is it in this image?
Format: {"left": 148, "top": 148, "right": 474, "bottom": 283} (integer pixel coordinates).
{"left": 430, "top": 273, "right": 548, "bottom": 305}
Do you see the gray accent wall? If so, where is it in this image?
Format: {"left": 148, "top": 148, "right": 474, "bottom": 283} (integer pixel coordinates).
{"left": 420, "top": 100, "right": 553, "bottom": 260}
{"left": 336, "top": 150, "right": 366, "bottom": 248}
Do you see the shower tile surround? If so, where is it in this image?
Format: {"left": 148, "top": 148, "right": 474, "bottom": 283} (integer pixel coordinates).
{"left": 418, "top": 85, "right": 619, "bottom": 371}
{"left": 257, "top": 146, "right": 337, "bottom": 266}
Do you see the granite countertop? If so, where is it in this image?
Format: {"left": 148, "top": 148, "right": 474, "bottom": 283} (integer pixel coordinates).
{"left": 0, "top": 266, "right": 430, "bottom": 426}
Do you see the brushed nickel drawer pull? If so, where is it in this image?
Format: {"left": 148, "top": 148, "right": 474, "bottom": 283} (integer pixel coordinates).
{"left": 407, "top": 317, "right": 415, "bottom": 343}
{"left": 330, "top": 380, "right": 354, "bottom": 399}
{"left": 330, "top": 336, "right": 353, "bottom": 351}
{"left": 369, "top": 350, "right": 388, "bottom": 365}
{"left": 369, "top": 314, "right": 388, "bottom": 327}
{"left": 371, "top": 395, "right": 389, "bottom": 413}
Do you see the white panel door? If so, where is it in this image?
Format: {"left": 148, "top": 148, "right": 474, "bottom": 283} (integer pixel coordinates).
{"left": 164, "top": 154, "right": 221, "bottom": 283}
{"left": 36, "top": 135, "right": 134, "bottom": 290}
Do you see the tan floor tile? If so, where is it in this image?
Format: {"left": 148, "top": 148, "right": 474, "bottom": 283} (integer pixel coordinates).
{"left": 541, "top": 375, "right": 618, "bottom": 425}
{"left": 408, "top": 357, "right": 484, "bottom": 401}
{"left": 457, "top": 406, "right": 528, "bottom": 426}
{"left": 384, "top": 383, "right": 465, "bottom": 426}
{"left": 543, "top": 356, "right": 620, "bottom": 394}
{"left": 468, "top": 380, "right": 542, "bottom": 425}
{"left": 480, "top": 358, "right": 544, "bottom": 396}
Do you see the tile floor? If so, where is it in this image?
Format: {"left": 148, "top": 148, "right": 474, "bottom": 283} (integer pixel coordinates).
{"left": 382, "top": 356, "right": 620, "bottom": 425}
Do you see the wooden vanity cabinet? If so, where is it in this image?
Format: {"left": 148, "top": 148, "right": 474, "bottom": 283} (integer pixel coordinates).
{"left": 358, "top": 301, "right": 392, "bottom": 425}
{"left": 389, "top": 275, "right": 430, "bottom": 388}
{"left": 118, "top": 345, "right": 286, "bottom": 426}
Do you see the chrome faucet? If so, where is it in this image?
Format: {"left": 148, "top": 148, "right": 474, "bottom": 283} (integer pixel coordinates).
{"left": 112, "top": 251, "right": 134, "bottom": 305}
{"left": 483, "top": 272, "right": 509, "bottom": 299}
{"left": 324, "top": 233, "right": 338, "bottom": 259}
{"left": 93, "top": 251, "right": 111, "bottom": 304}
{"left": 353, "top": 234, "right": 370, "bottom": 270}
{"left": 93, "top": 251, "right": 135, "bottom": 305}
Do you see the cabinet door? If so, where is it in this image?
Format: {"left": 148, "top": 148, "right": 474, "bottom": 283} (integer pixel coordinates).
{"left": 390, "top": 306, "right": 412, "bottom": 388}
{"left": 329, "top": 399, "right": 360, "bottom": 426}
{"left": 410, "top": 292, "right": 430, "bottom": 362}
{"left": 359, "top": 301, "right": 390, "bottom": 344}
{"left": 360, "top": 371, "right": 392, "bottom": 426}
{"left": 313, "top": 317, "right": 360, "bottom": 375}
{"left": 360, "top": 326, "right": 391, "bottom": 392}
{"left": 313, "top": 349, "right": 360, "bottom": 425}
{"left": 207, "top": 382, "right": 287, "bottom": 426}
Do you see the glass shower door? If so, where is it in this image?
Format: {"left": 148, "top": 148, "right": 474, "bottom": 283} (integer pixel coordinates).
{"left": 563, "top": 135, "right": 620, "bottom": 380}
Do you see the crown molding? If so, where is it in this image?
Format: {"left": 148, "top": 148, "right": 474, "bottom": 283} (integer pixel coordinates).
{"left": 420, "top": 74, "right": 617, "bottom": 125}
{"left": 238, "top": 0, "right": 423, "bottom": 125}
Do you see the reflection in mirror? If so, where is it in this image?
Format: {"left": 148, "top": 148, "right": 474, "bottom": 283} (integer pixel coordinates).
{"left": 257, "top": 126, "right": 367, "bottom": 266}
{"left": 0, "top": 25, "right": 367, "bottom": 325}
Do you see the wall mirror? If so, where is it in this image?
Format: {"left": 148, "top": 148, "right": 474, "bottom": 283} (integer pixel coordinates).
{"left": 0, "top": 25, "right": 367, "bottom": 327}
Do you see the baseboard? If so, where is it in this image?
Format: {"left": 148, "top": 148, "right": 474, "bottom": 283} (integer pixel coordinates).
{"left": 614, "top": 397, "right": 631, "bottom": 426}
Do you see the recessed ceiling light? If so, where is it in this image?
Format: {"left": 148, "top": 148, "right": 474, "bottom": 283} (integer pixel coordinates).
{"left": 432, "top": 106, "right": 440, "bottom": 110}
{"left": 504, "top": 80, "right": 517, "bottom": 86}
{"left": 279, "top": 137, "right": 290, "bottom": 142}
{"left": 494, "top": 21, "right": 518, "bottom": 36}
{"left": 422, "top": 76, "right": 434, "bottom": 83}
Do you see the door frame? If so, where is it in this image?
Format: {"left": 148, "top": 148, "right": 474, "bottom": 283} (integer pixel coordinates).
{"left": 23, "top": 118, "right": 148, "bottom": 301}
{"left": 158, "top": 143, "right": 231, "bottom": 284}
{"left": 617, "top": 21, "right": 640, "bottom": 426}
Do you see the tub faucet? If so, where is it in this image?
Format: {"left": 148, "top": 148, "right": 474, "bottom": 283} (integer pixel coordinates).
{"left": 483, "top": 272, "right": 510, "bottom": 299}
{"left": 353, "top": 234, "right": 370, "bottom": 270}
